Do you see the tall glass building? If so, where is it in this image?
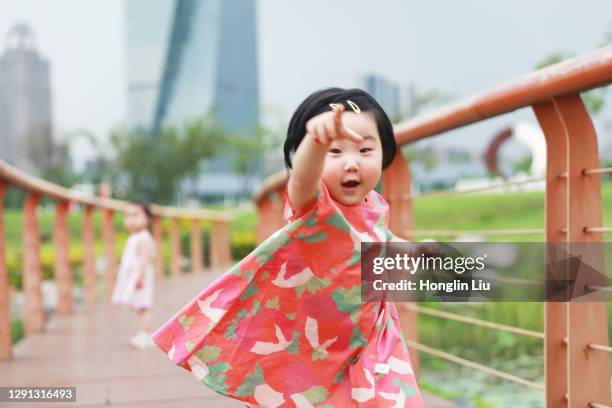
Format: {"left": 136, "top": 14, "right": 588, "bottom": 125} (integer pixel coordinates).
{"left": 0, "top": 23, "right": 54, "bottom": 175}
{"left": 125, "top": 0, "right": 259, "bottom": 202}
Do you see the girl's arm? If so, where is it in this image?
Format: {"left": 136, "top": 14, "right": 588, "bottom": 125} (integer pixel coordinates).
{"left": 134, "top": 239, "right": 151, "bottom": 289}
{"left": 288, "top": 105, "right": 364, "bottom": 212}
{"left": 287, "top": 127, "right": 328, "bottom": 212}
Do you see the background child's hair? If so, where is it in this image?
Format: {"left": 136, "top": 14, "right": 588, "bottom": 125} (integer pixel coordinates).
{"left": 135, "top": 201, "right": 153, "bottom": 232}
{"left": 283, "top": 87, "right": 397, "bottom": 170}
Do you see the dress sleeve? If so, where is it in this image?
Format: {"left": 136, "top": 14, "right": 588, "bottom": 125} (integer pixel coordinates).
{"left": 282, "top": 179, "right": 332, "bottom": 223}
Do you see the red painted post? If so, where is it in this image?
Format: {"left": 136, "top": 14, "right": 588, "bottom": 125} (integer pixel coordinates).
{"left": 210, "top": 220, "right": 231, "bottom": 269}
{"left": 382, "top": 152, "right": 419, "bottom": 378}
{"left": 101, "top": 208, "right": 116, "bottom": 298}
{"left": 152, "top": 216, "right": 164, "bottom": 278}
{"left": 99, "top": 184, "right": 116, "bottom": 298}
{"left": 557, "top": 94, "right": 610, "bottom": 406}
{"left": 82, "top": 206, "right": 96, "bottom": 304}
{"left": 533, "top": 100, "right": 569, "bottom": 406}
{"left": 256, "top": 189, "right": 286, "bottom": 244}
{"left": 190, "top": 220, "right": 203, "bottom": 273}
{"left": 170, "top": 218, "right": 181, "bottom": 276}
{"left": 23, "top": 193, "right": 44, "bottom": 334}
{"left": 0, "top": 183, "right": 11, "bottom": 359}
{"left": 54, "top": 200, "right": 72, "bottom": 314}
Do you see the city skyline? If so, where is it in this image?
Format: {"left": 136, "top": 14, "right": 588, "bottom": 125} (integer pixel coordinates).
{"left": 0, "top": 0, "right": 611, "bottom": 171}
{"left": 0, "top": 22, "right": 55, "bottom": 175}
{"left": 124, "top": 0, "right": 260, "bottom": 201}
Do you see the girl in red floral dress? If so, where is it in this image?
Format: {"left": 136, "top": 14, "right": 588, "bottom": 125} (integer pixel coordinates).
{"left": 152, "top": 88, "right": 426, "bottom": 407}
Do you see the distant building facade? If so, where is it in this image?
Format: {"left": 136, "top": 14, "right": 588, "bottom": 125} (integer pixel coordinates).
{"left": 0, "top": 23, "right": 54, "bottom": 174}
{"left": 124, "top": 0, "right": 260, "bottom": 202}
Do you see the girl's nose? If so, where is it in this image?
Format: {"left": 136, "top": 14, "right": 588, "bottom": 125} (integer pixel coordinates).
{"left": 344, "top": 159, "right": 358, "bottom": 172}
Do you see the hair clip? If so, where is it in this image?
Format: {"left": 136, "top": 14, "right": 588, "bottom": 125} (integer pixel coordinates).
{"left": 346, "top": 100, "right": 361, "bottom": 113}
{"left": 329, "top": 103, "right": 342, "bottom": 111}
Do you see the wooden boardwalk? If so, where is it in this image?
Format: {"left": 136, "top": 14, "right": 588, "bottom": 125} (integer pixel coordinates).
{"left": 0, "top": 269, "right": 456, "bottom": 407}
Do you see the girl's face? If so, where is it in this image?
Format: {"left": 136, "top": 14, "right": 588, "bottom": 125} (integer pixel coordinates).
{"left": 124, "top": 204, "right": 148, "bottom": 232}
{"left": 321, "top": 111, "right": 383, "bottom": 206}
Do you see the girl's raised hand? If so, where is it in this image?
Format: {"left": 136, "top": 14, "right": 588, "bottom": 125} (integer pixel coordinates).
{"left": 306, "top": 104, "right": 364, "bottom": 145}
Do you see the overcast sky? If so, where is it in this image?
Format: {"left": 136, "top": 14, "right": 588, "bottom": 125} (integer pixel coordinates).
{"left": 1, "top": 0, "right": 611, "bottom": 165}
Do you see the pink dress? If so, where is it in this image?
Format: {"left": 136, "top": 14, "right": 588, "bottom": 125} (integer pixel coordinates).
{"left": 111, "top": 229, "right": 156, "bottom": 311}
{"left": 152, "top": 182, "right": 424, "bottom": 407}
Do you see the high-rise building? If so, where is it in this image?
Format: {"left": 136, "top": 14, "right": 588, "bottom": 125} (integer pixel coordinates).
{"left": 362, "top": 73, "right": 400, "bottom": 121}
{"left": 0, "top": 23, "right": 54, "bottom": 174}
{"left": 124, "top": 0, "right": 260, "bottom": 202}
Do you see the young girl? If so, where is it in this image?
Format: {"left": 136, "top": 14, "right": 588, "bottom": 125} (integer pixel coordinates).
{"left": 152, "top": 88, "right": 426, "bottom": 406}
{"left": 111, "top": 202, "right": 157, "bottom": 350}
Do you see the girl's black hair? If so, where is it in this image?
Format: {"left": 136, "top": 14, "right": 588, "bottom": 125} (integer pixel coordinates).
{"left": 135, "top": 202, "right": 152, "bottom": 220}
{"left": 283, "top": 87, "right": 397, "bottom": 170}
{"left": 134, "top": 201, "right": 153, "bottom": 231}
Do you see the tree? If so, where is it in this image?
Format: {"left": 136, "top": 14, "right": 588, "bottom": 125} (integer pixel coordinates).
{"left": 23, "top": 125, "right": 80, "bottom": 187}
{"left": 227, "top": 124, "right": 283, "bottom": 197}
{"left": 107, "top": 114, "right": 227, "bottom": 204}
{"left": 535, "top": 46, "right": 609, "bottom": 117}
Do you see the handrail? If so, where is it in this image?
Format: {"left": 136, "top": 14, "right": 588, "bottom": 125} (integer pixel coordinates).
{"left": 394, "top": 46, "right": 612, "bottom": 145}
{"left": 253, "top": 46, "right": 612, "bottom": 202}
{"left": 252, "top": 170, "right": 288, "bottom": 206}
{"left": 0, "top": 158, "right": 234, "bottom": 360}
{"left": 0, "top": 160, "right": 229, "bottom": 222}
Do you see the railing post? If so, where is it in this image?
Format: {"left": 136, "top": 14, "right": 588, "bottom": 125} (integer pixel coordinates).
{"left": 558, "top": 94, "right": 609, "bottom": 406}
{"left": 82, "top": 206, "right": 96, "bottom": 304}
{"left": 101, "top": 207, "right": 116, "bottom": 297}
{"left": 382, "top": 151, "right": 419, "bottom": 377}
{"left": 23, "top": 193, "right": 44, "bottom": 334}
{"left": 190, "top": 220, "right": 204, "bottom": 273}
{"left": 152, "top": 215, "right": 164, "bottom": 278}
{"left": 54, "top": 200, "right": 72, "bottom": 314}
{"left": 0, "top": 183, "right": 11, "bottom": 359}
{"left": 533, "top": 99, "right": 569, "bottom": 407}
{"left": 256, "top": 189, "right": 286, "bottom": 244}
{"left": 210, "top": 220, "right": 231, "bottom": 269}
{"left": 170, "top": 218, "right": 181, "bottom": 276}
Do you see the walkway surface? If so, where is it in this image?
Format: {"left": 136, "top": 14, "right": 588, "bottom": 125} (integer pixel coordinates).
{"left": 0, "top": 269, "right": 456, "bottom": 407}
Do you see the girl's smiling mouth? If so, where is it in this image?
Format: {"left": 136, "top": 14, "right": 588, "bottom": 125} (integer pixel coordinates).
{"left": 341, "top": 180, "right": 360, "bottom": 189}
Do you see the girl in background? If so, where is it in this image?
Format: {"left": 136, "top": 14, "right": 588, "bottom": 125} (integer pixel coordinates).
{"left": 111, "top": 202, "right": 156, "bottom": 350}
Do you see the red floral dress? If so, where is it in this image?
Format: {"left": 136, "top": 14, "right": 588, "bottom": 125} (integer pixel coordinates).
{"left": 152, "top": 181, "right": 424, "bottom": 407}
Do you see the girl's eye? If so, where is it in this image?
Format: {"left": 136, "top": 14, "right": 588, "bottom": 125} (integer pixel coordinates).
{"left": 360, "top": 148, "right": 373, "bottom": 153}
{"left": 329, "top": 148, "right": 342, "bottom": 154}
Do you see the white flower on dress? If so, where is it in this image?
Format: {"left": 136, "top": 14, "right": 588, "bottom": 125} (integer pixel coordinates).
{"left": 168, "top": 342, "right": 176, "bottom": 360}
{"left": 305, "top": 317, "right": 337, "bottom": 357}
{"left": 197, "top": 289, "right": 226, "bottom": 324}
{"left": 254, "top": 383, "right": 285, "bottom": 408}
{"left": 290, "top": 393, "right": 315, "bottom": 408}
{"left": 351, "top": 367, "right": 375, "bottom": 402}
{"left": 388, "top": 356, "right": 414, "bottom": 375}
{"left": 379, "top": 388, "right": 406, "bottom": 408}
{"left": 271, "top": 263, "right": 314, "bottom": 288}
{"left": 250, "top": 324, "right": 291, "bottom": 355}
{"left": 189, "top": 359, "right": 210, "bottom": 381}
